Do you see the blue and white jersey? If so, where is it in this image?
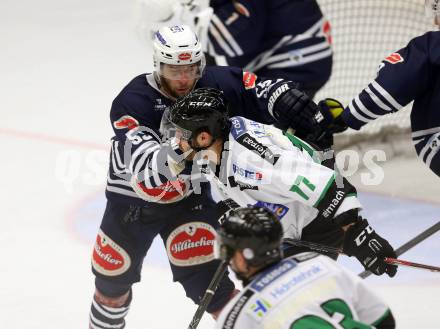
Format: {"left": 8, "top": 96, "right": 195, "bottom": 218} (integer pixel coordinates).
{"left": 106, "top": 66, "right": 302, "bottom": 206}
{"left": 213, "top": 116, "right": 361, "bottom": 240}
{"left": 207, "top": 0, "right": 333, "bottom": 94}
{"left": 216, "top": 253, "right": 391, "bottom": 329}
{"left": 342, "top": 31, "right": 440, "bottom": 176}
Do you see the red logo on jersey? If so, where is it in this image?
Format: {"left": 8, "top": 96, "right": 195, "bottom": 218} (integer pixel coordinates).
{"left": 92, "top": 230, "right": 131, "bottom": 276}
{"left": 243, "top": 71, "right": 257, "bottom": 90}
{"left": 136, "top": 179, "right": 187, "bottom": 202}
{"left": 178, "top": 53, "right": 192, "bottom": 61}
{"left": 166, "top": 222, "right": 216, "bottom": 266}
{"left": 384, "top": 53, "right": 404, "bottom": 64}
{"left": 113, "top": 115, "right": 139, "bottom": 130}
{"left": 323, "top": 20, "right": 332, "bottom": 44}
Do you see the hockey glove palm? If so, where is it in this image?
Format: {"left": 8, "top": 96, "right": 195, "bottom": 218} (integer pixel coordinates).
{"left": 343, "top": 218, "right": 397, "bottom": 277}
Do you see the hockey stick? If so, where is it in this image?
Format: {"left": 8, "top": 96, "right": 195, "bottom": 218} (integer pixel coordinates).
{"left": 286, "top": 239, "right": 440, "bottom": 272}
{"left": 384, "top": 257, "right": 440, "bottom": 273}
{"left": 186, "top": 174, "right": 237, "bottom": 329}
{"left": 187, "top": 260, "right": 229, "bottom": 329}
{"left": 359, "top": 220, "right": 440, "bottom": 278}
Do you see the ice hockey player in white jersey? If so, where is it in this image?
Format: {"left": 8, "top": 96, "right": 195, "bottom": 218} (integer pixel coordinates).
{"left": 215, "top": 207, "right": 396, "bottom": 329}
{"left": 316, "top": 0, "right": 440, "bottom": 177}
{"left": 165, "top": 87, "right": 398, "bottom": 277}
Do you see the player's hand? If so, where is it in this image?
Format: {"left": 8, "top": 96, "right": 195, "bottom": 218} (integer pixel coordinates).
{"left": 272, "top": 88, "right": 347, "bottom": 148}
{"left": 272, "top": 87, "right": 319, "bottom": 133}
{"left": 343, "top": 218, "right": 398, "bottom": 277}
{"left": 316, "top": 98, "right": 348, "bottom": 134}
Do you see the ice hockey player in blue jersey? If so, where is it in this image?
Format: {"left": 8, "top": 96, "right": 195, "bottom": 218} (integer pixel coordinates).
{"left": 139, "top": 0, "right": 332, "bottom": 98}
{"left": 326, "top": 0, "right": 440, "bottom": 178}
{"left": 206, "top": 0, "right": 333, "bottom": 98}
{"left": 88, "top": 24, "right": 333, "bottom": 329}
{"left": 215, "top": 207, "right": 396, "bottom": 329}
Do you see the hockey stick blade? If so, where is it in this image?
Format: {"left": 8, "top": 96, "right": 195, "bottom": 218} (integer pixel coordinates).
{"left": 384, "top": 257, "right": 440, "bottom": 273}
{"left": 187, "top": 260, "right": 229, "bottom": 329}
{"left": 359, "top": 221, "right": 440, "bottom": 278}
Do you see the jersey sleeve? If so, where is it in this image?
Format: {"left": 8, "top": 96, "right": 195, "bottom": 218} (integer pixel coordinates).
{"left": 342, "top": 31, "right": 440, "bottom": 130}
{"left": 208, "top": 0, "right": 266, "bottom": 59}
{"left": 109, "top": 80, "right": 190, "bottom": 204}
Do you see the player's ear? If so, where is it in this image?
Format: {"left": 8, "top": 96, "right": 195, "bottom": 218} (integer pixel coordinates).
{"left": 197, "top": 131, "right": 214, "bottom": 146}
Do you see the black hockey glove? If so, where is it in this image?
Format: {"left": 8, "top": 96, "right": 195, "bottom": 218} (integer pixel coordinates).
{"left": 343, "top": 218, "right": 397, "bottom": 277}
{"left": 271, "top": 85, "right": 347, "bottom": 147}
{"left": 271, "top": 85, "right": 319, "bottom": 133}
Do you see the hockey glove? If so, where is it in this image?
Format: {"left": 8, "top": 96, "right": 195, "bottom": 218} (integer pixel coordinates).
{"left": 272, "top": 85, "right": 319, "bottom": 133}
{"left": 272, "top": 86, "right": 347, "bottom": 147}
{"left": 343, "top": 218, "right": 397, "bottom": 277}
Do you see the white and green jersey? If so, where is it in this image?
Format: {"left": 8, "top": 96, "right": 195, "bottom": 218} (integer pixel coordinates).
{"left": 215, "top": 116, "right": 361, "bottom": 240}
{"left": 215, "top": 253, "right": 391, "bottom": 329}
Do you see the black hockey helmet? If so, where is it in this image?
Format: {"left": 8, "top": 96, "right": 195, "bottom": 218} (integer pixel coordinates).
{"left": 217, "top": 207, "right": 283, "bottom": 267}
{"left": 167, "top": 87, "right": 230, "bottom": 142}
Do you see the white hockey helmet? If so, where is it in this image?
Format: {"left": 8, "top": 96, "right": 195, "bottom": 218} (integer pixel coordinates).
{"left": 425, "top": 0, "right": 440, "bottom": 24}
{"left": 153, "top": 25, "right": 206, "bottom": 80}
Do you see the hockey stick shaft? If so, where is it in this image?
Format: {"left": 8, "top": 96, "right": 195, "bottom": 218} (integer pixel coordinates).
{"left": 384, "top": 257, "right": 440, "bottom": 272}
{"left": 187, "top": 176, "right": 236, "bottom": 329}
{"left": 187, "top": 260, "right": 229, "bottom": 329}
{"left": 359, "top": 221, "right": 440, "bottom": 278}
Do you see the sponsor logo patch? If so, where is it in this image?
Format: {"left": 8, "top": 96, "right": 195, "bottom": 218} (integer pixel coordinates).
{"left": 268, "top": 83, "right": 289, "bottom": 115}
{"left": 230, "top": 117, "right": 246, "bottom": 138}
{"left": 243, "top": 71, "right": 257, "bottom": 90}
{"left": 166, "top": 222, "right": 216, "bottom": 267}
{"left": 113, "top": 115, "right": 139, "bottom": 130}
{"left": 323, "top": 20, "right": 332, "bottom": 44}
{"left": 178, "top": 52, "right": 192, "bottom": 61}
{"left": 254, "top": 201, "right": 288, "bottom": 220}
{"left": 251, "top": 259, "right": 297, "bottom": 292}
{"left": 237, "top": 133, "right": 279, "bottom": 164}
{"left": 384, "top": 52, "right": 404, "bottom": 64}
{"left": 247, "top": 298, "right": 272, "bottom": 322}
{"left": 92, "top": 229, "right": 131, "bottom": 276}
{"left": 322, "top": 190, "right": 345, "bottom": 218}
{"left": 232, "top": 163, "right": 263, "bottom": 180}
{"left": 267, "top": 262, "right": 327, "bottom": 300}
{"left": 153, "top": 98, "right": 167, "bottom": 111}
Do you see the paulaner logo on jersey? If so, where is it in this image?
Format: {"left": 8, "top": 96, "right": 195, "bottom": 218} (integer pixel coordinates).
{"left": 322, "top": 190, "right": 345, "bottom": 218}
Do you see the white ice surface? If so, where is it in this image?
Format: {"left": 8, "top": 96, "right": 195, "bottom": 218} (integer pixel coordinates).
{"left": 1, "top": 1, "right": 439, "bottom": 328}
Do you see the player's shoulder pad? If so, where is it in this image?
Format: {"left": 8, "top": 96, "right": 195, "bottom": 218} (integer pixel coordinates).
{"left": 111, "top": 74, "right": 166, "bottom": 131}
